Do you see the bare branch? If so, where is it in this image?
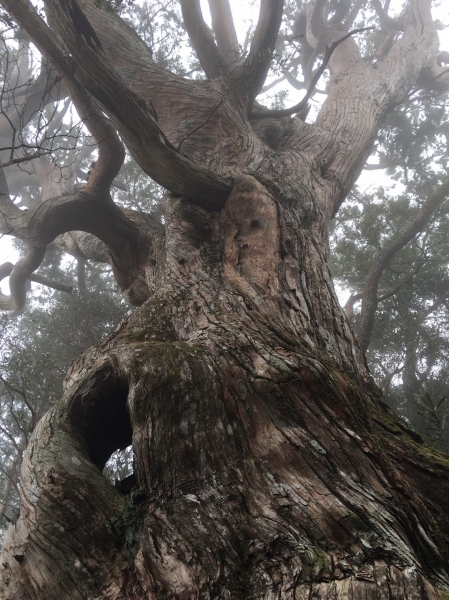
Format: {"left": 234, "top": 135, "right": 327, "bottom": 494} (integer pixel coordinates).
{"left": 29, "top": 273, "right": 73, "bottom": 294}
{"left": 0, "top": 58, "right": 66, "bottom": 136}
{"left": 0, "top": 165, "right": 20, "bottom": 234}
{"left": 371, "top": 0, "right": 403, "bottom": 31}
{"left": 5, "top": 0, "right": 232, "bottom": 208}
{"left": 0, "top": 150, "right": 52, "bottom": 169}
{"left": 343, "top": 0, "right": 366, "bottom": 30}
{"left": 61, "top": 77, "right": 125, "bottom": 193}
{"left": 207, "top": 0, "right": 240, "bottom": 68}
{"left": 251, "top": 27, "right": 374, "bottom": 119}
{"left": 179, "top": 0, "right": 227, "bottom": 79}
{"left": 344, "top": 288, "right": 388, "bottom": 321}
{"left": 0, "top": 247, "right": 46, "bottom": 311}
{"left": 307, "top": 0, "right": 327, "bottom": 45}
{"left": 76, "top": 257, "right": 87, "bottom": 293}
{"left": 344, "top": 292, "right": 363, "bottom": 321}
{"left": 242, "top": 0, "right": 284, "bottom": 105}
{"left": 0, "top": 443, "right": 24, "bottom": 524}
{"left": 0, "top": 262, "right": 73, "bottom": 296}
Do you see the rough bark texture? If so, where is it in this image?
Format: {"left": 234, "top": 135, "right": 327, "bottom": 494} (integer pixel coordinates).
{"left": 2, "top": 182, "right": 449, "bottom": 599}
{"left": 1, "top": 0, "right": 449, "bottom": 598}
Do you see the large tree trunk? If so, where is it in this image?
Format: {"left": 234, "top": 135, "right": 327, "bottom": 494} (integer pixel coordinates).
{"left": 1, "top": 175, "right": 449, "bottom": 599}
{"left": 1, "top": 0, "right": 449, "bottom": 597}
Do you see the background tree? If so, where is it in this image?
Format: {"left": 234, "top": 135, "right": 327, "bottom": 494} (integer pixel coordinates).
{"left": 331, "top": 88, "right": 449, "bottom": 449}
{"left": 0, "top": 0, "right": 449, "bottom": 599}
{"left": 0, "top": 263, "right": 129, "bottom": 540}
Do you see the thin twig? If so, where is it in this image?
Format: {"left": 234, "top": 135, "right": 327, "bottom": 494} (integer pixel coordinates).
{"left": 0, "top": 149, "right": 51, "bottom": 168}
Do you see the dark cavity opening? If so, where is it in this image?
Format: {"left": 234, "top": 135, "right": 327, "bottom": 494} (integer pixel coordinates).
{"left": 68, "top": 370, "right": 133, "bottom": 472}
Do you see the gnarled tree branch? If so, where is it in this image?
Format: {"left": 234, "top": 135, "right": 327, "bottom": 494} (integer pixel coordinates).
{"left": 0, "top": 259, "right": 73, "bottom": 311}
{"left": 0, "top": 247, "right": 46, "bottom": 311}
{"left": 5, "top": 0, "right": 232, "bottom": 209}
{"left": 251, "top": 26, "right": 373, "bottom": 119}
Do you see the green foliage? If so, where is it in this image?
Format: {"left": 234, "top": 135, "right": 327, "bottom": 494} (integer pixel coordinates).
{"left": 331, "top": 89, "right": 449, "bottom": 447}
{"left": 415, "top": 392, "right": 449, "bottom": 452}
{"left": 332, "top": 182, "right": 449, "bottom": 440}
{"left": 0, "top": 262, "right": 129, "bottom": 541}
{"left": 120, "top": 0, "right": 199, "bottom": 76}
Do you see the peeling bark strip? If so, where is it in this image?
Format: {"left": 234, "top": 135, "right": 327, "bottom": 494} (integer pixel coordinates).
{"left": 1, "top": 0, "right": 449, "bottom": 598}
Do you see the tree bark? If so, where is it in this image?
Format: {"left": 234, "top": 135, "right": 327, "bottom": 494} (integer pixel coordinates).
{"left": 1, "top": 176, "right": 449, "bottom": 599}
{"left": 0, "top": 0, "right": 449, "bottom": 598}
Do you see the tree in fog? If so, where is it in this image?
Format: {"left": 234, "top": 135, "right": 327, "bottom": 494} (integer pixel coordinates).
{"left": 0, "top": 0, "right": 449, "bottom": 598}
{"left": 332, "top": 88, "right": 449, "bottom": 448}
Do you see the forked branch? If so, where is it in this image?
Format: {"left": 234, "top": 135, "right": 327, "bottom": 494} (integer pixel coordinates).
{"left": 251, "top": 26, "right": 374, "bottom": 119}
{"left": 0, "top": 262, "right": 73, "bottom": 298}
{"left": 371, "top": 0, "right": 403, "bottom": 30}
{"left": 0, "top": 247, "right": 46, "bottom": 311}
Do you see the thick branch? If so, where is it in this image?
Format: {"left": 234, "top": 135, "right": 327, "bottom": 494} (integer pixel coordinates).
{"left": 61, "top": 77, "right": 124, "bottom": 193}
{"left": 207, "top": 0, "right": 240, "bottom": 68}
{"left": 344, "top": 288, "right": 387, "bottom": 321}
{"left": 0, "top": 453, "right": 21, "bottom": 524}
{"left": 76, "top": 257, "right": 87, "bottom": 293}
{"left": 371, "top": 0, "right": 403, "bottom": 31}
{"left": 251, "top": 27, "right": 373, "bottom": 119}
{"left": 251, "top": 26, "right": 373, "bottom": 119}
{"left": 344, "top": 292, "right": 363, "bottom": 321}
{"left": 16, "top": 192, "right": 145, "bottom": 282}
{"left": 28, "top": 272, "right": 72, "bottom": 294}
{"left": 5, "top": 0, "right": 232, "bottom": 208}
{"left": 0, "top": 165, "right": 20, "bottom": 234}
{"left": 0, "top": 262, "right": 72, "bottom": 295}
{"left": 292, "top": 0, "right": 448, "bottom": 218}
{"left": 0, "top": 247, "right": 46, "bottom": 311}
{"left": 180, "top": 0, "right": 227, "bottom": 79}
{"left": 242, "top": 0, "right": 284, "bottom": 105}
